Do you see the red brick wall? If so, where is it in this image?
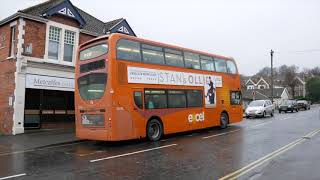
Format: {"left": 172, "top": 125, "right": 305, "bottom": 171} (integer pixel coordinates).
{"left": 23, "top": 19, "right": 46, "bottom": 58}
{"left": 0, "top": 22, "right": 17, "bottom": 135}
{"left": 79, "top": 33, "right": 95, "bottom": 45}
{"left": 49, "top": 15, "right": 79, "bottom": 28}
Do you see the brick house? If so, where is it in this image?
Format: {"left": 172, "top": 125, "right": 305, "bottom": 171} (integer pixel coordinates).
{"left": 0, "top": 0, "right": 136, "bottom": 135}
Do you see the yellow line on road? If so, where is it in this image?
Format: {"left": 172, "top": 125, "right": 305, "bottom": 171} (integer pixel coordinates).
{"left": 218, "top": 128, "right": 320, "bottom": 180}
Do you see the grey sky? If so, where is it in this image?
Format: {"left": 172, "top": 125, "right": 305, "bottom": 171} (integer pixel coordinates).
{"left": 1, "top": 0, "right": 320, "bottom": 75}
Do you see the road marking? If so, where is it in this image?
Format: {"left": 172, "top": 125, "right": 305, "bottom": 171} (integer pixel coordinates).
{"left": 90, "top": 144, "right": 177, "bottom": 163}
{"left": 0, "top": 141, "right": 86, "bottom": 157}
{"left": 0, "top": 173, "right": 26, "bottom": 180}
{"left": 218, "top": 128, "right": 320, "bottom": 180}
{"left": 202, "top": 129, "right": 241, "bottom": 139}
{"left": 249, "top": 121, "right": 272, "bottom": 128}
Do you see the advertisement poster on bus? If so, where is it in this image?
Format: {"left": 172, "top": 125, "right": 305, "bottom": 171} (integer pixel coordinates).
{"left": 127, "top": 66, "right": 222, "bottom": 108}
{"left": 204, "top": 76, "right": 217, "bottom": 108}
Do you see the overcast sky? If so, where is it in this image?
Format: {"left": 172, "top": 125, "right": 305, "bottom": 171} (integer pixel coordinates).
{"left": 1, "top": 0, "right": 320, "bottom": 75}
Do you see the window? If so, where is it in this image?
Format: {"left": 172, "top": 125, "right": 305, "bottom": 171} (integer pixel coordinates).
{"left": 165, "top": 48, "right": 184, "bottom": 67}
{"left": 134, "top": 91, "right": 143, "bottom": 109}
{"left": 116, "top": 39, "right": 141, "bottom": 62}
{"left": 48, "top": 26, "right": 61, "bottom": 60}
{"left": 184, "top": 52, "right": 200, "bottom": 69}
{"left": 142, "top": 44, "right": 165, "bottom": 64}
{"left": 64, "top": 30, "right": 75, "bottom": 62}
{"left": 187, "top": 90, "right": 203, "bottom": 107}
{"left": 215, "top": 58, "right": 227, "bottom": 73}
{"left": 230, "top": 91, "right": 241, "bottom": 105}
{"left": 145, "top": 89, "right": 167, "bottom": 109}
{"left": 0, "top": 33, "right": 5, "bottom": 48}
{"left": 200, "top": 55, "right": 215, "bottom": 71}
{"left": 9, "top": 26, "right": 16, "bottom": 57}
{"left": 168, "top": 90, "right": 186, "bottom": 108}
{"left": 78, "top": 73, "right": 107, "bottom": 100}
{"left": 80, "top": 44, "right": 108, "bottom": 61}
{"left": 226, "top": 60, "right": 237, "bottom": 74}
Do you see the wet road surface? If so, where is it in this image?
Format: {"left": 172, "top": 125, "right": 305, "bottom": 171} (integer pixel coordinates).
{"left": 0, "top": 106, "right": 320, "bottom": 180}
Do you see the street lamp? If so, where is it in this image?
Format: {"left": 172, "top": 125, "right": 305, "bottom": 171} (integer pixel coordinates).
{"left": 270, "top": 49, "right": 274, "bottom": 103}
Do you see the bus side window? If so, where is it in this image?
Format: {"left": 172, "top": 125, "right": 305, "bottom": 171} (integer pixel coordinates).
{"left": 230, "top": 91, "right": 241, "bottom": 105}
{"left": 134, "top": 91, "right": 143, "bottom": 109}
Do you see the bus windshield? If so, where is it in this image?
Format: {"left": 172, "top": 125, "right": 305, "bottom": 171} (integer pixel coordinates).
{"left": 78, "top": 73, "right": 107, "bottom": 100}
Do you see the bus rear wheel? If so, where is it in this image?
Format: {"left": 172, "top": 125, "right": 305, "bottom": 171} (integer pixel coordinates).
{"left": 147, "top": 119, "right": 163, "bottom": 141}
{"left": 220, "top": 112, "right": 229, "bottom": 129}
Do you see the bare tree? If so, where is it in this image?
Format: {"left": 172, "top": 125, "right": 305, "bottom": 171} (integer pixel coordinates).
{"left": 283, "top": 65, "right": 299, "bottom": 97}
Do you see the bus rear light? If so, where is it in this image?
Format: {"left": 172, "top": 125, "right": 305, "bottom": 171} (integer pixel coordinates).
{"left": 110, "top": 89, "right": 114, "bottom": 94}
{"left": 81, "top": 114, "right": 105, "bottom": 127}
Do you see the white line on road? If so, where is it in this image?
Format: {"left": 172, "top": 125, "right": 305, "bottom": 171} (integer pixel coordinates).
{"left": 218, "top": 128, "right": 320, "bottom": 180}
{"left": 0, "top": 173, "right": 26, "bottom": 180}
{"left": 202, "top": 129, "right": 241, "bottom": 139}
{"left": 90, "top": 144, "right": 178, "bottom": 163}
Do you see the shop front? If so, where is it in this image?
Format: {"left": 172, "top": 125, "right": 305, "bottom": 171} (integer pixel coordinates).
{"left": 24, "top": 74, "right": 75, "bottom": 129}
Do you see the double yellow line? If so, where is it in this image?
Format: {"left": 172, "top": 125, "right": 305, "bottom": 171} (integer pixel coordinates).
{"left": 218, "top": 128, "right": 320, "bottom": 180}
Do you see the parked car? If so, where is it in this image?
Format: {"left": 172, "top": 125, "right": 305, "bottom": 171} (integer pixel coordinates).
{"left": 245, "top": 100, "right": 274, "bottom": 118}
{"left": 297, "top": 100, "right": 310, "bottom": 110}
{"left": 278, "top": 100, "right": 299, "bottom": 113}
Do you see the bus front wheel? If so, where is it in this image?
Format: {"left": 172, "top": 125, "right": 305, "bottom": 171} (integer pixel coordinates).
{"left": 147, "top": 119, "right": 163, "bottom": 141}
{"left": 220, "top": 112, "right": 229, "bottom": 129}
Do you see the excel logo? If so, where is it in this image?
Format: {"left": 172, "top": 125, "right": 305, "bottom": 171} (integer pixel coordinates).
{"left": 188, "top": 112, "right": 205, "bottom": 123}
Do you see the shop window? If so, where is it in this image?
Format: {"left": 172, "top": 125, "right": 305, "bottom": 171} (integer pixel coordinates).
{"left": 168, "top": 90, "right": 186, "bottom": 108}
{"left": 116, "top": 39, "right": 141, "bottom": 62}
{"left": 142, "top": 44, "right": 165, "bottom": 65}
{"left": 184, "top": 52, "right": 200, "bottom": 69}
{"left": 200, "top": 55, "right": 215, "bottom": 71}
{"left": 215, "top": 58, "right": 227, "bottom": 73}
{"left": 165, "top": 48, "right": 184, "bottom": 67}
{"left": 187, "top": 90, "right": 203, "bottom": 107}
{"left": 145, "top": 89, "right": 167, "bottom": 109}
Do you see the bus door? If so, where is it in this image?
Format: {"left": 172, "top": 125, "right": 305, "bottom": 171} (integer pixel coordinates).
{"left": 132, "top": 88, "right": 145, "bottom": 137}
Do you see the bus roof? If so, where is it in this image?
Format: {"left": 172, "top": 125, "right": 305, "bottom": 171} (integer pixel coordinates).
{"left": 81, "top": 33, "right": 235, "bottom": 61}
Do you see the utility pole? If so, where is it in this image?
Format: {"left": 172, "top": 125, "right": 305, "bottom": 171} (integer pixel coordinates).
{"left": 270, "top": 49, "right": 274, "bottom": 103}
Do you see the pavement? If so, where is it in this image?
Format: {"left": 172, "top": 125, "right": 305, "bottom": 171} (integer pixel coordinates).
{"left": 0, "top": 128, "right": 78, "bottom": 154}
{"left": 0, "top": 106, "right": 319, "bottom": 180}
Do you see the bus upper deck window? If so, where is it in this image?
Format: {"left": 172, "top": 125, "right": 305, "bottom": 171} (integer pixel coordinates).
{"left": 214, "top": 58, "right": 227, "bottom": 73}
{"left": 184, "top": 52, "right": 200, "bottom": 69}
{"left": 80, "top": 43, "right": 108, "bottom": 61}
{"left": 116, "top": 39, "right": 141, "bottom": 62}
{"left": 226, "top": 60, "right": 237, "bottom": 74}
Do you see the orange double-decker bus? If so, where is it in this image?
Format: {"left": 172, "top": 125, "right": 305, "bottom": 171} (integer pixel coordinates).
{"left": 75, "top": 33, "right": 242, "bottom": 141}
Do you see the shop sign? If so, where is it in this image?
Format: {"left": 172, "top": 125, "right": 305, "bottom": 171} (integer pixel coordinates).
{"left": 26, "top": 74, "right": 74, "bottom": 91}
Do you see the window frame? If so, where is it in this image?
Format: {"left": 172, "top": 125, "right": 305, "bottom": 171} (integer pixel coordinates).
{"left": 167, "top": 90, "right": 187, "bottom": 108}
{"left": 141, "top": 43, "right": 165, "bottom": 65}
{"left": 144, "top": 89, "right": 168, "bottom": 109}
{"left": 186, "top": 90, "right": 203, "bottom": 107}
{"left": 200, "top": 55, "right": 215, "bottom": 71}
{"left": 230, "top": 91, "right": 242, "bottom": 105}
{"left": 214, "top": 58, "right": 228, "bottom": 73}
{"left": 116, "top": 38, "right": 141, "bottom": 62}
{"left": 44, "top": 21, "right": 79, "bottom": 66}
{"left": 9, "top": 26, "right": 16, "bottom": 58}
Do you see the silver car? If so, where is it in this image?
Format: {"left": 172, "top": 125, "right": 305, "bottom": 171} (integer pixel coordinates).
{"left": 245, "top": 100, "right": 275, "bottom": 118}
